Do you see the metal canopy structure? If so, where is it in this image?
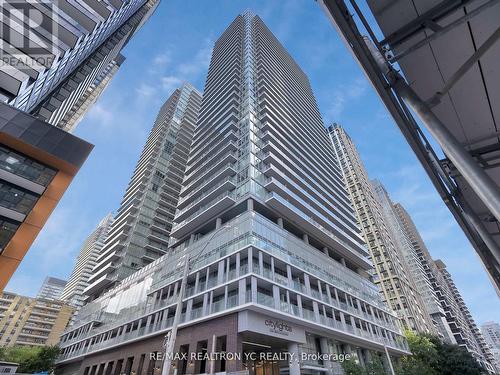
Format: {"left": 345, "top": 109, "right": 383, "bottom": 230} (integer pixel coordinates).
{"left": 319, "top": 0, "right": 500, "bottom": 294}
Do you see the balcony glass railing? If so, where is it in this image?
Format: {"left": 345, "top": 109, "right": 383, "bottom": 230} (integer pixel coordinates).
{"left": 173, "top": 190, "right": 235, "bottom": 230}
{"left": 177, "top": 173, "right": 236, "bottom": 215}
{"left": 256, "top": 293, "right": 274, "bottom": 308}
{"left": 267, "top": 191, "right": 367, "bottom": 258}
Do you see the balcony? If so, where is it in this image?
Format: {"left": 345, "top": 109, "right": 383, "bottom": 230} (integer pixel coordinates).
{"left": 180, "top": 162, "right": 237, "bottom": 203}
{"left": 186, "top": 132, "right": 238, "bottom": 175}
{"left": 84, "top": 273, "right": 118, "bottom": 296}
{"left": 176, "top": 175, "right": 237, "bottom": 221}
{"left": 170, "top": 191, "right": 236, "bottom": 239}
{"left": 184, "top": 151, "right": 237, "bottom": 186}
{"left": 186, "top": 131, "right": 238, "bottom": 173}
{"left": 265, "top": 191, "right": 371, "bottom": 269}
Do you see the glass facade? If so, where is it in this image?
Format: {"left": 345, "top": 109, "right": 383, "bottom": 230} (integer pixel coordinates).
{"left": 6, "top": 0, "right": 159, "bottom": 131}
{"left": 59, "top": 12, "right": 408, "bottom": 374}
{"left": 0, "top": 182, "right": 39, "bottom": 215}
{"left": 0, "top": 146, "right": 56, "bottom": 187}
{"left": 84, "top": 85, "right": 202, "bottom": 298}
{"left": 0, "top": 219, "right": 18, "bottom": 250}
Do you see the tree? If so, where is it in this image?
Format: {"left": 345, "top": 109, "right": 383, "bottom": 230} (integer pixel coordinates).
{"left": 342, "top": 359, "right": 365, "bottom": 375}
{"left": 365, "top": 356, "right": 387, "bottom": 375}
{"left": 428, "top": 335, "right": 485, "bottom": 375}
{"left": 395, "top": 331, "right": 486, "bottom": 375}
{"left": 0, "top": 345, "right": 61, "bottom": 373}
{"left": 396, "top": 330, "right": 438, "bottom": 375}
{"left": 342, "top": 356, "right": 389, "bottom": 375}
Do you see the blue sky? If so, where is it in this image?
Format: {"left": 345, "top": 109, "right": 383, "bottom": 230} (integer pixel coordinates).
{"left": 7, "top": 0, "right": 499, "bottom": 325}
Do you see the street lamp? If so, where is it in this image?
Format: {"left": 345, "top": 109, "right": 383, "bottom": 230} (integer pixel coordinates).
{"left": 162, "top": 223, "right": 233, "bottom": 375}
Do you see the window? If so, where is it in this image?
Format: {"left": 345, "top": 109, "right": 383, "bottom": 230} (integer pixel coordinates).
{"left": 0, "top": 146, "right": 56, "bottom": 186}
{"left": 0, "top": 218, "right": 18, "bottom": 250}
{"left": 0, "top": 182, "right": 39, "bottom": 214}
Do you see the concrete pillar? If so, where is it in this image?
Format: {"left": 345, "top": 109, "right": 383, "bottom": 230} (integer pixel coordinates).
{"left": 340, "top": 312, "right": 347, "bottom": 329}
{"left": 238, "top": 278, "right": 247, "bottom": 305}
{"left": 325, "top": 283, "right": 332, "bottom": 304}
{"left": 236, "top": 252, "right": 241, "bottom": 277}
{"left": 302, "top": 233, "right": 309, "bottom": 244}
{"left": 320, "top": 337, "right": 333, "bottom": 375}
{"left": 304, "top": 274, "right": 311, "bottom": 293}
{"left": 317, "top": 279, "right": 324, "bottom": 300}
{"left": 384, "top": 346, "right": 396, "bottom": 375}
{"left": 224, "top": 285, "right": 228, "bottom": 309}
{"left": 217, "top": 260, "right": 225, "bottom": 284}
{"left": 209, "top": 334, "right": 217, "bottom": 375}
{"left": 286, "top": 265, "right": 293, "bottom": 285}
{"left": 340, "top": 258, "right": 346, "bottom": 267}
{"left": 277, "top": 217, "right": 284, "bottom": 228}
{"left": 194, "top": 272, "right": 200, "bottom": 293}
{"left": 186, "top": 299, "right": 193, "bottom": 320}
{"left": 357, "top": 348, "right": 365, "bottom": 367}
{"left": 247, "top": 198, "right": 254, "bottom": 211}
{"left": 312, "top": 301, "right": 320, "bottom": 321}
{"left": 288, "top": 342, "right": 301, "bottom": 375}
{"left": 322, "top": 247, "right": 329, "bottom": 256}
{"left": 258, "top": 251, "right": 263, "bottom": 275}
{"left": 273, "top": 285, "right": 280, "bottom": 310}
{"left": 190, "top": 233, "right": 196, "bottom": 245}
{"left": 173, "top": 281, "right": 179, "bottom": 300}
{"left": 251, "top": 276, "right": 257, "bottom": 302}
{"left": 248, "top": 247, "right": 253, "bottom": 273}
{"left": 203, "top": 293, "right": 209, "bottom": 315}
{"left": 216, "top": 217, "right": 222, "bottom": 229}
{"left": 145, "top": 315, "right": 153, "bottom": 332}
{"left": 209, "top": 291, "right": 214, "bottom": 313}
{"left": 297, "top": 294, "right": 303, "bottom": 317}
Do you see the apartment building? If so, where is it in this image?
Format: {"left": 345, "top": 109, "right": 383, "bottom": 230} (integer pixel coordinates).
{"left": 0, "top": 0, "right": 158, "bottom": 291}
{"left": 56, "top": 12, "right": 409, "bottom": 375}
{"left": 482, "top": 322, "right": 500, "bottom": 372}
{"left": 2, "top": 0, "right": 159, "bottom": 131}
{"left": 0, "top": 291, "right": 73, "bottom": 346}
{"left": 61, "top": 214, "right": 114, "bottom": 309}
{"left": 435, "top": 260, "right": 496, "bottom": 373}
{"left": 37, "top": 276, "right": 68, "bottom": 300}
{"left": 329, "top": 125, "right": 435, "bottom": 334}
{"left": 84, "top": 84, "right": 202, "bottom": 299}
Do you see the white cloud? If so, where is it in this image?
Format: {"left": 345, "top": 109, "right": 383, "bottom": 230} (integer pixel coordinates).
{"left": 177, "top": 39, "right": 212, "bottom": 78}
{"left": 152, "top": 38, "right": 213, "bottom": 97}
{"left": 136, "top": 83, "right": 158, "bottom": 99}
{"left": 86, "top": 102, "right": 114, "bottom": 126}
{"left": 325, "top": 77, "right": 369, "bottom": 121}
{"left": 161, "top": 76, "right": 183, "bottom": 94}
{"left": 153, "top": 53, "right": 170, "bottom": 67}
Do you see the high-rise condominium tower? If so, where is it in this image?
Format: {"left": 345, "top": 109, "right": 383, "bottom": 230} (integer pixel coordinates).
{"left": 84, "top": 85, "right": 202, "bottom": 298}
{"left": 392, "top": 203, "right": 457, "bottom": 342}
{"left": 372, "top": 182, "right": 439, "bottom": 330}
{"left": 329, "top": 125, "right": 436, "bottom": 335}
{"left": 0, "top": 0, "right": 157, "bottom": 291}
{"left": 435, "top": 260, "right": 497, "bottom": 373}
{"left": 3, "top": 0, "right": 159, "bottom": 131}
{"left": 482, "top": 322, "right": 500, "bottom": 372}
{"left": 61, "top": 214, "right": 114, "bottom": 309}
{"left": 57, "top": 13, "right": 408, "bottom": 375}
{"left": 37, "top": 276, "right": 67, "bottom": 300}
